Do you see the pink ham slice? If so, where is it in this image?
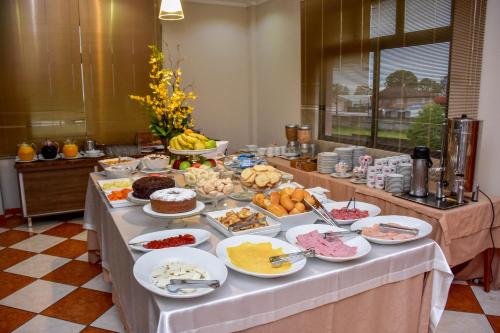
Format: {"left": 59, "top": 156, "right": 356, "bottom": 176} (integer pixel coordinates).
{"left": 296, "top": 230, "right": 357, "bottom": 257}
{"left": 361, "top": 223, "right": 416, "bottom": 240}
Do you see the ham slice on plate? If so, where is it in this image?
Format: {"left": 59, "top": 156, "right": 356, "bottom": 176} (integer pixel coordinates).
{"left": 361, "top": 223, "right": 417, "bottom": 240}
{"left": 296, "top": 230, "right": 357, "bottom": 257}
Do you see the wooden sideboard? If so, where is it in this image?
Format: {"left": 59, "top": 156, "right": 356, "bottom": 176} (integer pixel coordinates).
{"left": 14, "top": 158, "right": 102, "bottom": 226}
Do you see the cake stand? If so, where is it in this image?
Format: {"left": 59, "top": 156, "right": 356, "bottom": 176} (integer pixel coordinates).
{"left": 142, "top": 201, "right": 205, "bottom": 228}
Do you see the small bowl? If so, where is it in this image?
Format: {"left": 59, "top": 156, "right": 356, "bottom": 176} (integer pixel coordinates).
{"left": 142, "top": 156, "right": 170, "bottom": 170}
{"left": 99, "top": 157, "right": 140, "bottom": 170}
{"left": 105, "top": 166, "right": 133, "bottom": 179}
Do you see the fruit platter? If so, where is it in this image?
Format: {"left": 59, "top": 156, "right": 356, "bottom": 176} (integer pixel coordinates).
{"left": 168, "top": 130, "right": 218, "bottom": 155}
{"left": 171, "top": 156, "right": 218, "bottom": 173}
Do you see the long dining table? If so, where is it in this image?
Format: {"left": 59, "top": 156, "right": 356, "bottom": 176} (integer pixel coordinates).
{"left": 84, "top": 172, "right": 453, "bottom": 333}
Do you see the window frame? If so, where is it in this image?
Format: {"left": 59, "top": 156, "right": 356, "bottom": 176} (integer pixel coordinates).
{"left": 318, "top": 0, "right": 454, "bottom": 151}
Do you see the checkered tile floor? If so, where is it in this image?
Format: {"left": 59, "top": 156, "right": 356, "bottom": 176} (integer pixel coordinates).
{"left": 0, "top": 214, "right": 124, "bottom": 333}
{"left": 1, "top": 214, "right": 499, "bottom": 333}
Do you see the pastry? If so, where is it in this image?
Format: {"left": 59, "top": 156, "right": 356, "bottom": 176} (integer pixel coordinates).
{"left": 150, "top": 188, "right": 196, "bottom": 213}
{"left": 267, "top": 204, "right": 288, "bottom": 217}
{"left": 132, "top": 176, "right": 175, "bottom": 199}
{"left": 269, "top": 192, "right": 281, "bottom": 205}
{"left": 291, "top": 188, "right": 305, "bottom": 202}
{"left": 280, "top": 194, "right": 295, "bottom": 212}
{"left": 240, "top": 165, "right": 282, "bottom": 190}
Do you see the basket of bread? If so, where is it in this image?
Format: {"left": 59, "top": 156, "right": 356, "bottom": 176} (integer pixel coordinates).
{"left": 250, "top": 187, "right": 318, "bottom": 231}
{"left": 240, "top": 165, "right": 282, "bottom": 191}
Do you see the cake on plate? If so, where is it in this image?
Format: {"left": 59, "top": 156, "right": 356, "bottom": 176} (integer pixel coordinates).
{"left": 150, "top": 188, "right": 197, "bottom": 213}
{"left": 132, "top": 176, "right": 175, "bottom": 199}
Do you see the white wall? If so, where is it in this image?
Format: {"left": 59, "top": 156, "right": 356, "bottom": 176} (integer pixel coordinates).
{"left": 162, "top": 2, "right": 252, "bottom": 153}
{"left": 476, "top": 0, "right": 500, "bottom": 197}
{"left": 253, "top": 0, "right": 301, "bottom": 146}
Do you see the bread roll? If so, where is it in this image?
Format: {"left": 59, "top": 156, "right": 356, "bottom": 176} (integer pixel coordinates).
{"left": 289, "top": 208, "right": 301, "bottom": 215}
{"left": 294, "top": 202, "right": 305, "bottom": 213}
{"left": 281, "top": 187, "right": 294, "bottom": 197}
{"left": 267, "top": 204, "right": 288, "bottom": 217}
{"left": 270, "top": 192, "right": 280, "bottom": 205}
{"left": 280, "top": 194, "right": 295, "bottom": 212}
{"left": 291, "top": 188, "right": 305, "bottom": 202}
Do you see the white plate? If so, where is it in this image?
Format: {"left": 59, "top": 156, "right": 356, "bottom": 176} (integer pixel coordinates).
{"left": 133, "top": 247, "right": 227, "bottom": 298}
{"left": 322, "top": 201, "right": 381, "bottom": 225}
{"left": 127, "top": 191, "right": 150, "bottom": 205}
{"left": 285, "top": 224, "right": 371, "bottom": 262}
{"left": 15, "top": 156, "right": 38, "bottom": 163}
{"left": 143, "top": 201, "right": 205, "bottom": 219}
{"left": 168, "top": 147, "right": 217, "bottom": 156}
{"left": 128, "top": 228, "right": 211, "bottom": 252}
{"left": 61, "top": 152, "right": 83, "bottom": 159}
{"left": 38, "top": 154, "right": 60, "bottom": 161}
{"left": 204, "top": 207, "right": 281, "bottom": 238}
{"left": 216, "top": 234, "right": 306, "bottom": 278}
{"left": 350, "top": 215, "right": 433, "bottom": 245}
{"left": 141, "top": 168, "right": 170, "bottom": 174}
{"left": 330, "top": 172, "right": 352, "bottom": 178}
{"left": 97, "top": 178, "right": 132, "bottom": 191}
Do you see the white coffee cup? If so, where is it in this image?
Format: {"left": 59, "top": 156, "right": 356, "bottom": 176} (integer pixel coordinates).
{"left": 266, "top": 147, "right": 274, "bottom": 157}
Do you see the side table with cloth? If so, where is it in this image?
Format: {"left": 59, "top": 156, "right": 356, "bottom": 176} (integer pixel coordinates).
{"left": 268, "top": 157, "right": 500, "bottom": 289}
{"left": 84, "top": 173, "right": 452, "bottom": 333}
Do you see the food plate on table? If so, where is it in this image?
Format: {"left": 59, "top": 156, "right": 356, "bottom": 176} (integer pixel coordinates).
{"left": 142, "top": 201, "right": 205, "bottom": 219}
{"left": 128, "top": 228, "right": 211, "bottom": 252}
{"left": 15, "top": 156, "right": 38, "bottom": 163}
{"left": 322, "top": 201, "right": 381, "bottom": 225}
{"left": 216, "top": 234, "right": 306, "bottom": 278}
{"left": 127, "top": 191, "right": 150, "bottom": 205}
{"left": 60, "top": 152, "right": 84, "bottom": 160}
{"left": 204, "top": 207, "right": 282, "bottom": 237}
{"left": 133, "top": 247, "right": 227, "bottom": 298}
{"left": 350, "top": 215, "right": 432, "bottom": 245}
{"left": 285, "top": 224, "right": 371, "bottom": 262}
{"left": 330, "top": 172, "right": 352, "bottom": 179}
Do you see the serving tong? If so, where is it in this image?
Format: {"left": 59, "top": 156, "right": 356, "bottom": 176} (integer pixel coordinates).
{"left": 269, "top": 249, "right": 316, "bottom": 267}
{"left": 166, "top": 279, "right": 220, "bottom": 293}
{"left": 228, "top": 213, "right": 265, "bottom": 232}
{"left": 303, "top": 195, "right": 341, "bottom": 228}
{"left": 378, "top": 223, "right": 419, "bottom": 235}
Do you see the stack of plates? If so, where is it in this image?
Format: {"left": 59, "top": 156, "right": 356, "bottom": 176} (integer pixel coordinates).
{"left": 317, "top": 152, "right": 338, "bottom": 174}
{"left": 385, "top": 174, "right": 404, "bottom": 193}
{"left": 396, "top": 163, "right": 412, "bottom": 192}
{"left": 83, "top": 149, "right": 105, "bottom": 158}
{"left": 352, "top": 146, "right": 367, "bottom": 167}
{"left": 334, "top": 147, "right": 354, "bottom": 171}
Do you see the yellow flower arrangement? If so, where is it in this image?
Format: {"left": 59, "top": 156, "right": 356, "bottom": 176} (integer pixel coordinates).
{"left": 129, "top": 45, "right": 196, "bottom": 143}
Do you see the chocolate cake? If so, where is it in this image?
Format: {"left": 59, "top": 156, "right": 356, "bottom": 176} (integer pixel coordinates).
{"left": 132, "top": 176, "right": 175, "bottom": 199}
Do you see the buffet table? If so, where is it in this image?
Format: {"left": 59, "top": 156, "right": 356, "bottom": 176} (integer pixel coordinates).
{"left": 267, "top": 157, "right": 500, "bottom": 289}
{"left": 84, "top": 172, "right": 452, "bottom": 333}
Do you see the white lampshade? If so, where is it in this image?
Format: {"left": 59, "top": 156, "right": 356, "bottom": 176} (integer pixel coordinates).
{"left": 159, "top": 0, "right": 184, "bottom": 20}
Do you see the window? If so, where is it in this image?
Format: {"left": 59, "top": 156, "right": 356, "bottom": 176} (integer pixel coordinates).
{"left": 302, "top": 0, "right": 486, "bottom": 155}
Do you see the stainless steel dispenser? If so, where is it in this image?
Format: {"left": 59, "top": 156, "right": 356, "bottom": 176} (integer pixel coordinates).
{"left": 409, "top": 146, "right": 433, "bottom": 197}
{"left": 445, "top": 115, "right": 481, "bottom": 196}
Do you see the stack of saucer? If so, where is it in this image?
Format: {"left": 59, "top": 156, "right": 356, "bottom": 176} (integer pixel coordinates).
{"left": 317, "top": 152, "right": 338, "bottom": 174}
{"left": 352, "top": 146, "right": 367, "bottom": 167}
{"left": 396, "top": 163, "right": 412, "bottom": 192}
{"left": 385, "top": 174, "right": 404, "bottom": 193}
{"left": 83, "top": 149, "right": 105, "bottom": 158}
{"left": 334, "top": 147, "right": 354, "bottom": 171}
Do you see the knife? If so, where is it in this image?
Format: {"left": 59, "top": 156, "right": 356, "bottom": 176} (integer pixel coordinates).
{"left": 166, "top": 279, "right": 220, "bottom": 293}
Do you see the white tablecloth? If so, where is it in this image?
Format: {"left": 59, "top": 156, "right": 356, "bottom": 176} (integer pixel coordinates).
{"left": 83, "top": 173, "right": 453, "bottom": 333}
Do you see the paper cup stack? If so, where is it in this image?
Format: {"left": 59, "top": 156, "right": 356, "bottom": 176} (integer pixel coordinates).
{"left": 352, "top": 146, "right": 367, "bottom": 167}
{"left": 397, "top": 163, "right": 412, "bottom": 192}
{"left": 375, "top": 173, "right": 385, "bottom": 190}
{"left": 334, "top": 147, "right": 354, "bottom": 171}
{"left": 385, "top": 174, "right": 404, "bottom": 193}
{"left": 317, "top": 152, "right": 339, "bottom": 174}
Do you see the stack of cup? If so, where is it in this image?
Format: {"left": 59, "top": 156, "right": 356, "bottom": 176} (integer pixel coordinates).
{"left": 385, "top": 174, "right": 404, "bottom": 193}
{"left": 367, "top": 166, "right": 377, "bottom": 188}
{"left": 317, "top": 152, "right": 339, "bottom": 174}
{"left": 387, "top": 157, "right": 400, "bottom": 173}
{"left": 375, "top": 173, "right": 385, "bottom": 190}
{"left": 397, "top": 163, "right": 412, "bottom": 192}
{"left": 334, "top": 147, "right": 354, "bottom": 171}
{"left": 352, "top": 146, "right": 367, "bottom": 167}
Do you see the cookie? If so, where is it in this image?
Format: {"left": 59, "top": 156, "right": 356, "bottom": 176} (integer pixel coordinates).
{"left": 255, "top": 173, "right": 270, "bottom": 187}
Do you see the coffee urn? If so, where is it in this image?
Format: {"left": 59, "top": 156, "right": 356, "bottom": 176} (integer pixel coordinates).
{"left": 444, "top": 115, "right": 481, "bottom": 203}
{"left": 409, "top": 146, "right": 433, "bottom": 197}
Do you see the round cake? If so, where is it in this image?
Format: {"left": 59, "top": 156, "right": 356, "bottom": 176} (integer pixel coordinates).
{"left": 132, "top": 176, "right": 175, "bottom": 199}
{"left": 150, "top": 188, "right": 197, "bottom": 214}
